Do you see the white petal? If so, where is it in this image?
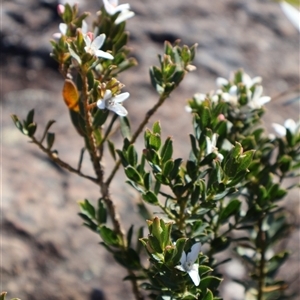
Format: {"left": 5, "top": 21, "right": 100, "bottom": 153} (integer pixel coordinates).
{"left": 211, "top": 134, "right": 217, "bottom": 147}
{"left": 81, "top": 20, "right": 88, "bottom": 34}
{"left": 251, "top": 76, "right": 262, "bottom": 85}
{"left": 114, "top": 92, "right": 130, "bottom": 103}
{"left": 92, "top": 34, "right": 106, "bottom": 50}
{"left": 280, "top": 2, "right": 300, "bottom": 32}
{"left": 242, "top": 73, "right": 252, "bottom": 88}
{"left": 284, "top": 119, "right": 296, "bottom": 132}
{"left": 52, "top": 32, "right": 62, "bottom": 39}
{"left": 83, "top": 35, "right": 92, "bottom": 47}
{"left": 221, "top": 93, "right": 230, "bottom": 102}
{"left": 103, "top": 0, "right": 116, "bottom": 15}
{"left": 59, "top": 23, "right": 67, "bottom": 35}
{"left": 114, "top": 3, "right": 131, "bottom": 13}
{"left": 194, "top": 93, "right": 206, "bottom": 103}
{"left": 109, "top": 103, "right": 128, "bottom": 116}
{"left": 216, "top": 77, "right": 229, "bottom": 87}
{"left": 187, "top": 264, "right": 200, "bottom": 286}
{"left": 95, "top": 50, "right": 114, "bottom": 60}
{"left": 179, "top": 251, "right": 187, "bottom": 266}
{"left": 115, "top": 10, "right": 135, "bottom": 24}
{"left": 217, "top": 153, "right": 224, "bottom": 162}
{"left": 252, "top": 85, "right": 263, "bottom": 101}
{"left": 229, "top": 85, "right": 237, "bottom": 96}
{"left": 272, "top": 123, "right": 286, "bottom": 136}
{"left": 187, "top": 242, "right": 201, "bottom": 264}
{"left": 185, "top": 105, "right": 192, "bottom": 112}
{"left": 103, "top": 90, "right": 112, "bottom": 101}
{"left": 68, "top": 47, "right": 82, "bottom": 64}
{"left": 175, "top": 265, "right": 185, "bottom": 272}
{"left": 206, "top": 136, "right": 213, "bottom": 154}
{"left": 97, "top": 100, "right": 106, "bottom": 109}
{"left": 257, "top": 96, "right": 271, "bottom": 106}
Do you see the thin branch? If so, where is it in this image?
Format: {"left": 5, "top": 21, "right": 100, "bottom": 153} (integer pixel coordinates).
{"left": 30, "top": 136, "right": 98, "bottom": 183}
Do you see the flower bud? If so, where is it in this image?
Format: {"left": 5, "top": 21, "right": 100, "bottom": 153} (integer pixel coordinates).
{"left": 57, "top": 4, "right": 65, "bottom": 16}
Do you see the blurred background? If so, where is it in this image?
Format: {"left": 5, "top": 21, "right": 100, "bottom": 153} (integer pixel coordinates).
{"left": 1, "top": 0, "right": 299, "bottom": 299}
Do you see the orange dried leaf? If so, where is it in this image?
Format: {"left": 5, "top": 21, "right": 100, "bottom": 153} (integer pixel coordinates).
{"left": 62, "top": 79, "right": 79, "bottom": 112}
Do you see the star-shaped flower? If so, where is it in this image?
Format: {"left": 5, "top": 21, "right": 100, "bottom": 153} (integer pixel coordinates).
{"left": 97, "top": 90, "right": 129, "bottom": 116}
{"left": 83, "top": 33, "right": 114, "bottom": 60}
{"left": 272, "top": 118, "right": 300, "bottom": 136}
{"left": 247, "top": 85, "right": 271, "bottom": 109}
{"left": 103, "top": 0, "right": 135, "bottom": 24}
{"left": 175, "top": 242, "right": 202, "bottom": 286}
{"left": 206, "top": 133, "right": 224, "bottom": 162}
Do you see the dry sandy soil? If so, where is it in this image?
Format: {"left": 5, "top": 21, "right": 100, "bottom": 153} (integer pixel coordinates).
{"left": 1, "top": 0, "right": 299, "bottom": 299}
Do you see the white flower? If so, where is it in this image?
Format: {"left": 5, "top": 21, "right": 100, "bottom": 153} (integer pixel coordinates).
{"left": 222, "top": 85, "right": 238, "bottom": 105}
{"left": 175, "top": 242, "right": 202, "bottom": 286}
{"left": 247, "top": 85, "right": 271, "bottom": 109}
{"left": 97, "top": 90, "right": 129, "bottom": 116}
{"left": 280, "top": 1, "right": 300, "bottom": 32}
{"left": 84, "top": 34, "right": 114, "bottom": 60}
{"left": 206, "top": 133, "right": 224, "bottom": 162}
{"left": 103, "top": 0, "right": 135, "bottom": 24}
{"left": 242, "top": 73, "right": 262, "bottom": 88}
{"left": 272, "top": 118, "right": 300, "bottom": 136}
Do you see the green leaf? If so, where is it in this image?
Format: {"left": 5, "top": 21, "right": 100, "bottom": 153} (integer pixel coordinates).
{"left": 161, "top": 137, "right": 173, "bottom": 163}
{"left": 149, "top": 133, "right": 161, "bottom": 151}
{"left": 107, "top": 140, "right": 116, "bottom": 161}
{"left": 152, "top": 121, "right": 161, "bottom": 135}
{"left": 120, "top": 116, "right": 131, "bottom": 140}
{"left": 143, "top": 172, "right": 152, "bottom": 190}
{"left": 114, "top": 248, "right": 141, "bottom": 270}
{"left": 125, "top": 166, "right": 143, "bottom": 184}
{"left": 219, "top": 199, "right": 241, "bottom": 223}
{"left": 199, "top": 276, "right": 222, "bottom": 294}
{"left": 189, "top": 134, "right": 199, "bottom": 158}
{"left": 127, "top": 144, "right": 138, "bottom": 166}
{"left": 237, "top": 150, "right": 255, "bottom": 172}
{"left": 47, "top": 132, "right": 55, "bottom": 150}
{"left": 199, "top": 265, "right": 213, "bottom": 276}
{"left": 200, "top": 107, "right": 210, "bottom": 129}
{"left": 191, "top": 183, "right": 201, "bottom": 206}
{"left": 127, "top": 225, "right": 134, "bottom": 248}
{"left": 26, "top": 109, "right": 35, "bottom": 125}
{"left": 173, "top": 238, "right": 187, "bottom": 264}
{"left": 169, "top": 158, "right": 182, "bottom": 179}
{"left": 93, "top": 109, "right": 109, "bottom": 128}
{"left": 63, "top": 3, "right": 73, "bottom": 23}
{"left": 142, "top": 191, "right": 159, "bottom": 205}
{"left": 99, "top": 226, "right": 121, "bottom": 247}
{"left": 203, "top": 289, "right": 213, "bottom": 300}
{"left": 162, "top": 160, "right": 174, "bottom": 178}
{"left": 11, "top": 114, "right": 23, "bottom": 133}
{"left": 266, "top": 251, "right": 289, "bottom": 277}
{"left": 186, "top": 160, "right": 198, "bottom": 180}
{"left": 79, "top": 199, "right": 96, "bottom": 219}
{"left": 97, "top": 198, "right": 107, "bottom": 224}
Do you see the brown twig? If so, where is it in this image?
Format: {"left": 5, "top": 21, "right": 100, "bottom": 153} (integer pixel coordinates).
{"left": 30, "top": 136, "right": 98, "bottom": 183}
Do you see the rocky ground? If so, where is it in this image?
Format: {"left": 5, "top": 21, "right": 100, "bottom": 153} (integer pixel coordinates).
{"left": 1, "top": 0, "right": 299, "bottom": 299}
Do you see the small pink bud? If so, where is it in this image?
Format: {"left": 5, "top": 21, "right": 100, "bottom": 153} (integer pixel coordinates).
{"left": 86, "top": 31, "right": 94, "bottom": 41}
{"left": 57, "top": 4, "right": 65, "bottom": 15}
{"left": 218, "top": 114, "right": 225, "bottom": 121}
